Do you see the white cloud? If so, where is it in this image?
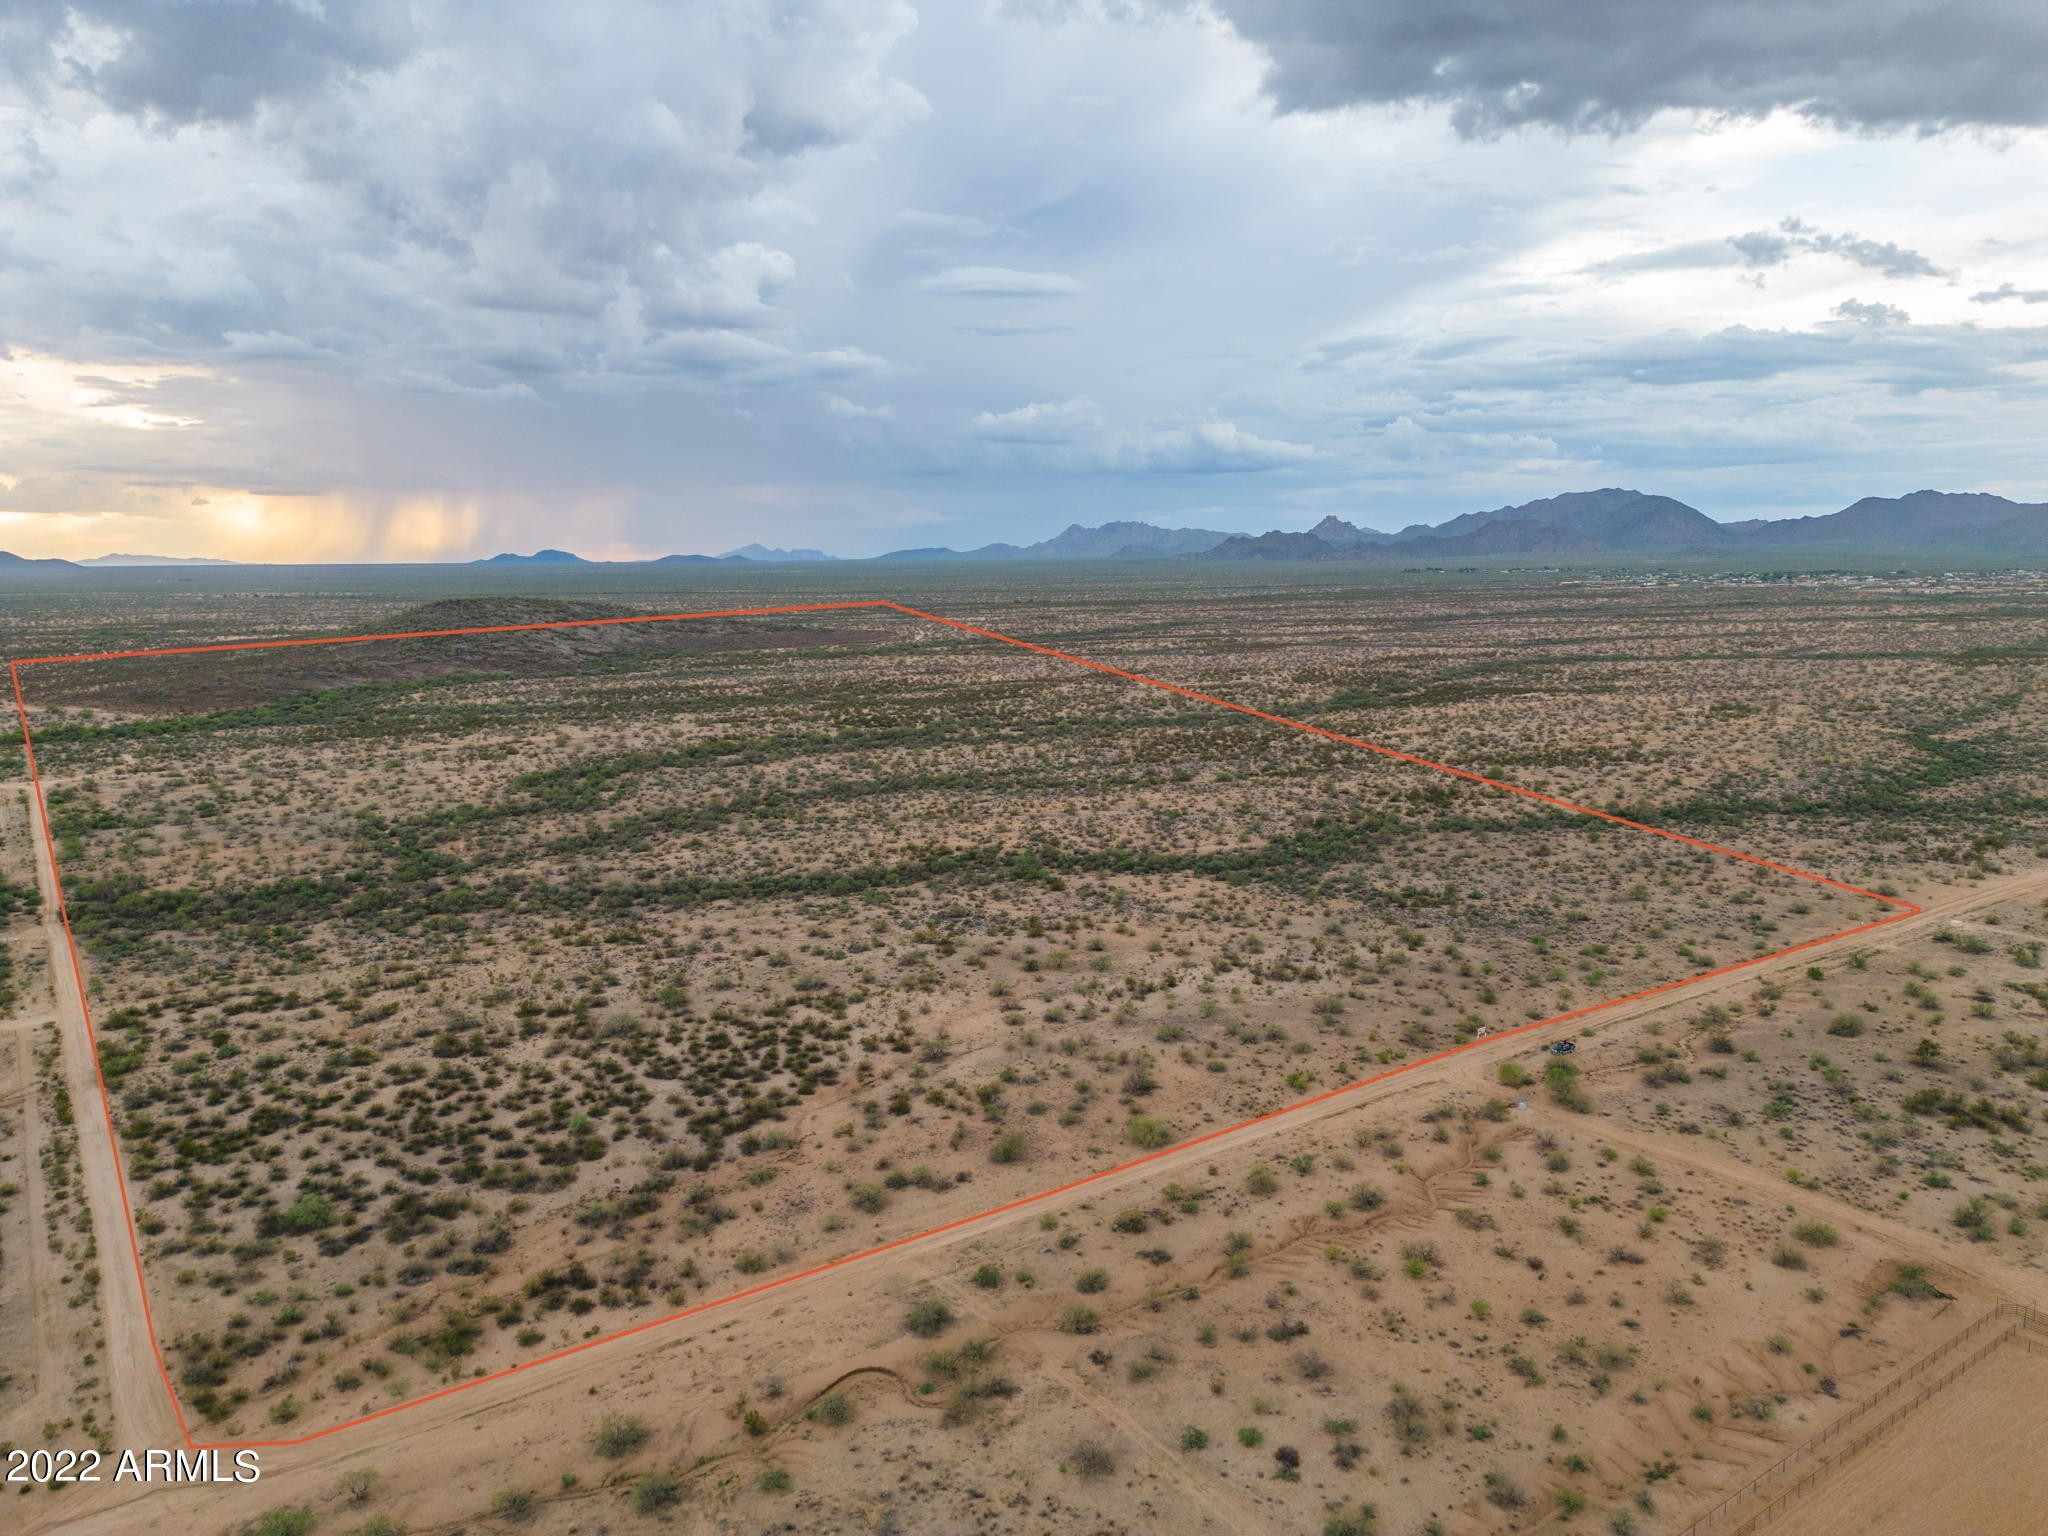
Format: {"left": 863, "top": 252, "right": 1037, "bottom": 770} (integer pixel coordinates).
{"left": 824, "top": 392, "right": 896, "bottom": 419}
{"left": 1833, "top": 298, "right": 1911, "bottom": 327}
{"left": 916, "top": 266, "right": 1085, "bottom": 297}
{"left": 966, "top": 400, "right": 1313, "bottom": 472}
{"left": 968, "top": 396, "right": 1104, "bottom": 442}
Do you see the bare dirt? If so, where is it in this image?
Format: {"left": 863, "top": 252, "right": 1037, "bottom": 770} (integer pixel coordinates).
{"left": 1751, "top": 1338, "right": 2048, "bottom": 1536}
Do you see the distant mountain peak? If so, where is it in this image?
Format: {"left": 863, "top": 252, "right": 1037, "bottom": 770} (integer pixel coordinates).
{"left": 719, "top": 544, "right": 839, "bottom": 562}
{"left": 472, "top": 548, "right": 589, "bottom": 565}
{"left": 79, "top": 552, "right": 240, "bottom": 566}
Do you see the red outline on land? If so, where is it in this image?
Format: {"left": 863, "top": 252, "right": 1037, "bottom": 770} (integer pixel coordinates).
{"left": 7, "top": 599, "right": 1921, "bottom": 1450}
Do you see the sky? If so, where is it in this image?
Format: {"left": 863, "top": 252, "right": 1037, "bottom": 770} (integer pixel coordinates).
{"left": 2, "top": 0, "right": 2046, "bottom": 562}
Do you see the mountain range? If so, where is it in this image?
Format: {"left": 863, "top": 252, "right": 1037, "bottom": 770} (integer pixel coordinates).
{"left": 1191, "top": 489, "right": 2046, "bottom": 562}
{"left": 3, "top": 490, "right": 2044, "bottom": 571}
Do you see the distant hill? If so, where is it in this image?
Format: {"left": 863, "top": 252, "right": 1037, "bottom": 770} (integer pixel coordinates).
{"left": 1197, "top": 517, "right": 1604, "bottom": 562}
{"left": 1739, "top": 490, "right": 2048, "bottom": 553}
{"left": 472, "top": 548, "right": 590, "bottom": 565}
{"left": 873, "top": 542, "right": 1027, "bottom": 561}
{"left": 720, "top": 544, "right": 839, "bottom": 562}
{"left": 1390, "top": 489, "right": 1732, "bottom": 553}
{"left": 1031, "top": 521, "right": 1232, "bottom": 558}
{"left": 0, "top": 550, "right": 81, "bottom": 570}
{"left": 1196, "top": 487, "right": 2048, "bottom": 562}
{"left": 78, "top": 552, "right": 239, "bottom": 566}
{"left": 1303, "top": 515, "right": 1392, "bottom": 548}
{"left": 1200, "top": 531, "right": 1346, "bottom": 561}
{"left": 1397, "top": 518, "right": 1607, "bottom": 557}
{"left": 873, "top": 520, "right": 1231, "bottom": 561}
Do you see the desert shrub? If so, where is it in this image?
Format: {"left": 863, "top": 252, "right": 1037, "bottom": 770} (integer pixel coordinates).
{"left": 1323, "top": 1505, "right": 1379, "bottom": 1536}
{"left": 1068, "top": 1439, "right": 1115, "bottom": 1477}
{"left": 592, "top": 1413, "right": 649, "bottom": 1458}
{"left": 814, "top": 1391, "right": 855, "bottom": 1425}
{"left": 1497, "top": 1061, "right": 1530, "bottom": 1088}
{"left": 990, "top": 1132, "right": 1026, "bottom": 1164}
{"left": 1890, "top": 1264, "right": 1941, "bottom": 1300}
{"left": 1348, "top": 1182, "right": 1385, "bottom": 1211}
{"left": 904, "top": 1298, "right": 953, "bottom": 1337}
{"left": 1126, "top": 1116, "right": 1172, "bottom": 1150}
{"left": 1076, "top": 1268, "right": 1108, "bottom": 1294}
{"left": 970, "top": 1264, "right": 1003, "bottom": 1289}
{"left": 1385, "top": 1383, "right": 1430, "bottom": 1445}
{"left": 1484, "top": 1469, "right": 1525, "bottom": 1509}
{"left": 279, "top": 1191, "right": 337, "bottom": 1233}
{"left": 250, "top": 1510, "right": 316, "bottom": 1536}
{"left": 1953, "top": 1197, "right": 1998, "bottom": 1239}
{"left": 338, "top": 1468, "right": 381, "bottom": 1503}
{"left": 1059, "top": 1304, "right": 1100, "bottom": 1334}
{"left": 633, "top": 1470, "right": 684, "bottom": 1511}
{"left": 1792, "top": 1220, "right": 1838, "bottom": 1247}
{"left": 756, "top": 1466, "right": 791, "bottom": 1493}
{"left": 489, "top": 1488, "right": 535, "bottom": 1521}
{"left": 1245, "top": 1165, "right": 1280, "bottom": 1196}
{"left": 1180, "top": 1425, "right": 1208, "bottom": 1450}
{"left": 1546, "top": 1061, "right": 1592, "bottom": 1113}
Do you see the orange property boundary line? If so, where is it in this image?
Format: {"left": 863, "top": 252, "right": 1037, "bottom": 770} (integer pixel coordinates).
{"left": 7, "top": 599, "right": 1922, "bottom": 1451}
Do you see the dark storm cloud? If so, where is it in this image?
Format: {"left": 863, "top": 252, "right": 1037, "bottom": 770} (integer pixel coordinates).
{"left": 4, "top": 0, "right": 413, "bottom": 122}
{"left": 1207, "top": 0, "right": 2048, "bottom": 134}
{"left": 0, "top": 2, "right": 925, "bottom": 392}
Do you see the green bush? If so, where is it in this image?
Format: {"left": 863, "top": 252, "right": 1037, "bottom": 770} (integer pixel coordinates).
{"left": 489, "top": 1488, "right": 535, "bottom": 1522}
{"left": 592, "top": 1413, "right": 649, "bottom": 1458}
{"left": 814, "top": 1391, "right": 855, "bottom": 1425}
{"left": 633, "top": 1470, "right": 683, "bottom": 1512}
{"left": 1126, "top": 1116, "right": 1172, "bottom": 1150}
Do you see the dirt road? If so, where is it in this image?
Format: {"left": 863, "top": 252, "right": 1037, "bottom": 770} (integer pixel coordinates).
{"left": 26, "top": 787, "right": 184, "bottom": 1453}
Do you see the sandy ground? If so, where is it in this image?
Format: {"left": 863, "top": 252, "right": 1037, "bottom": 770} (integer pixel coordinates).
{"left": 1752, "top": 1337, "right": 2048, "bottom": 1536}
